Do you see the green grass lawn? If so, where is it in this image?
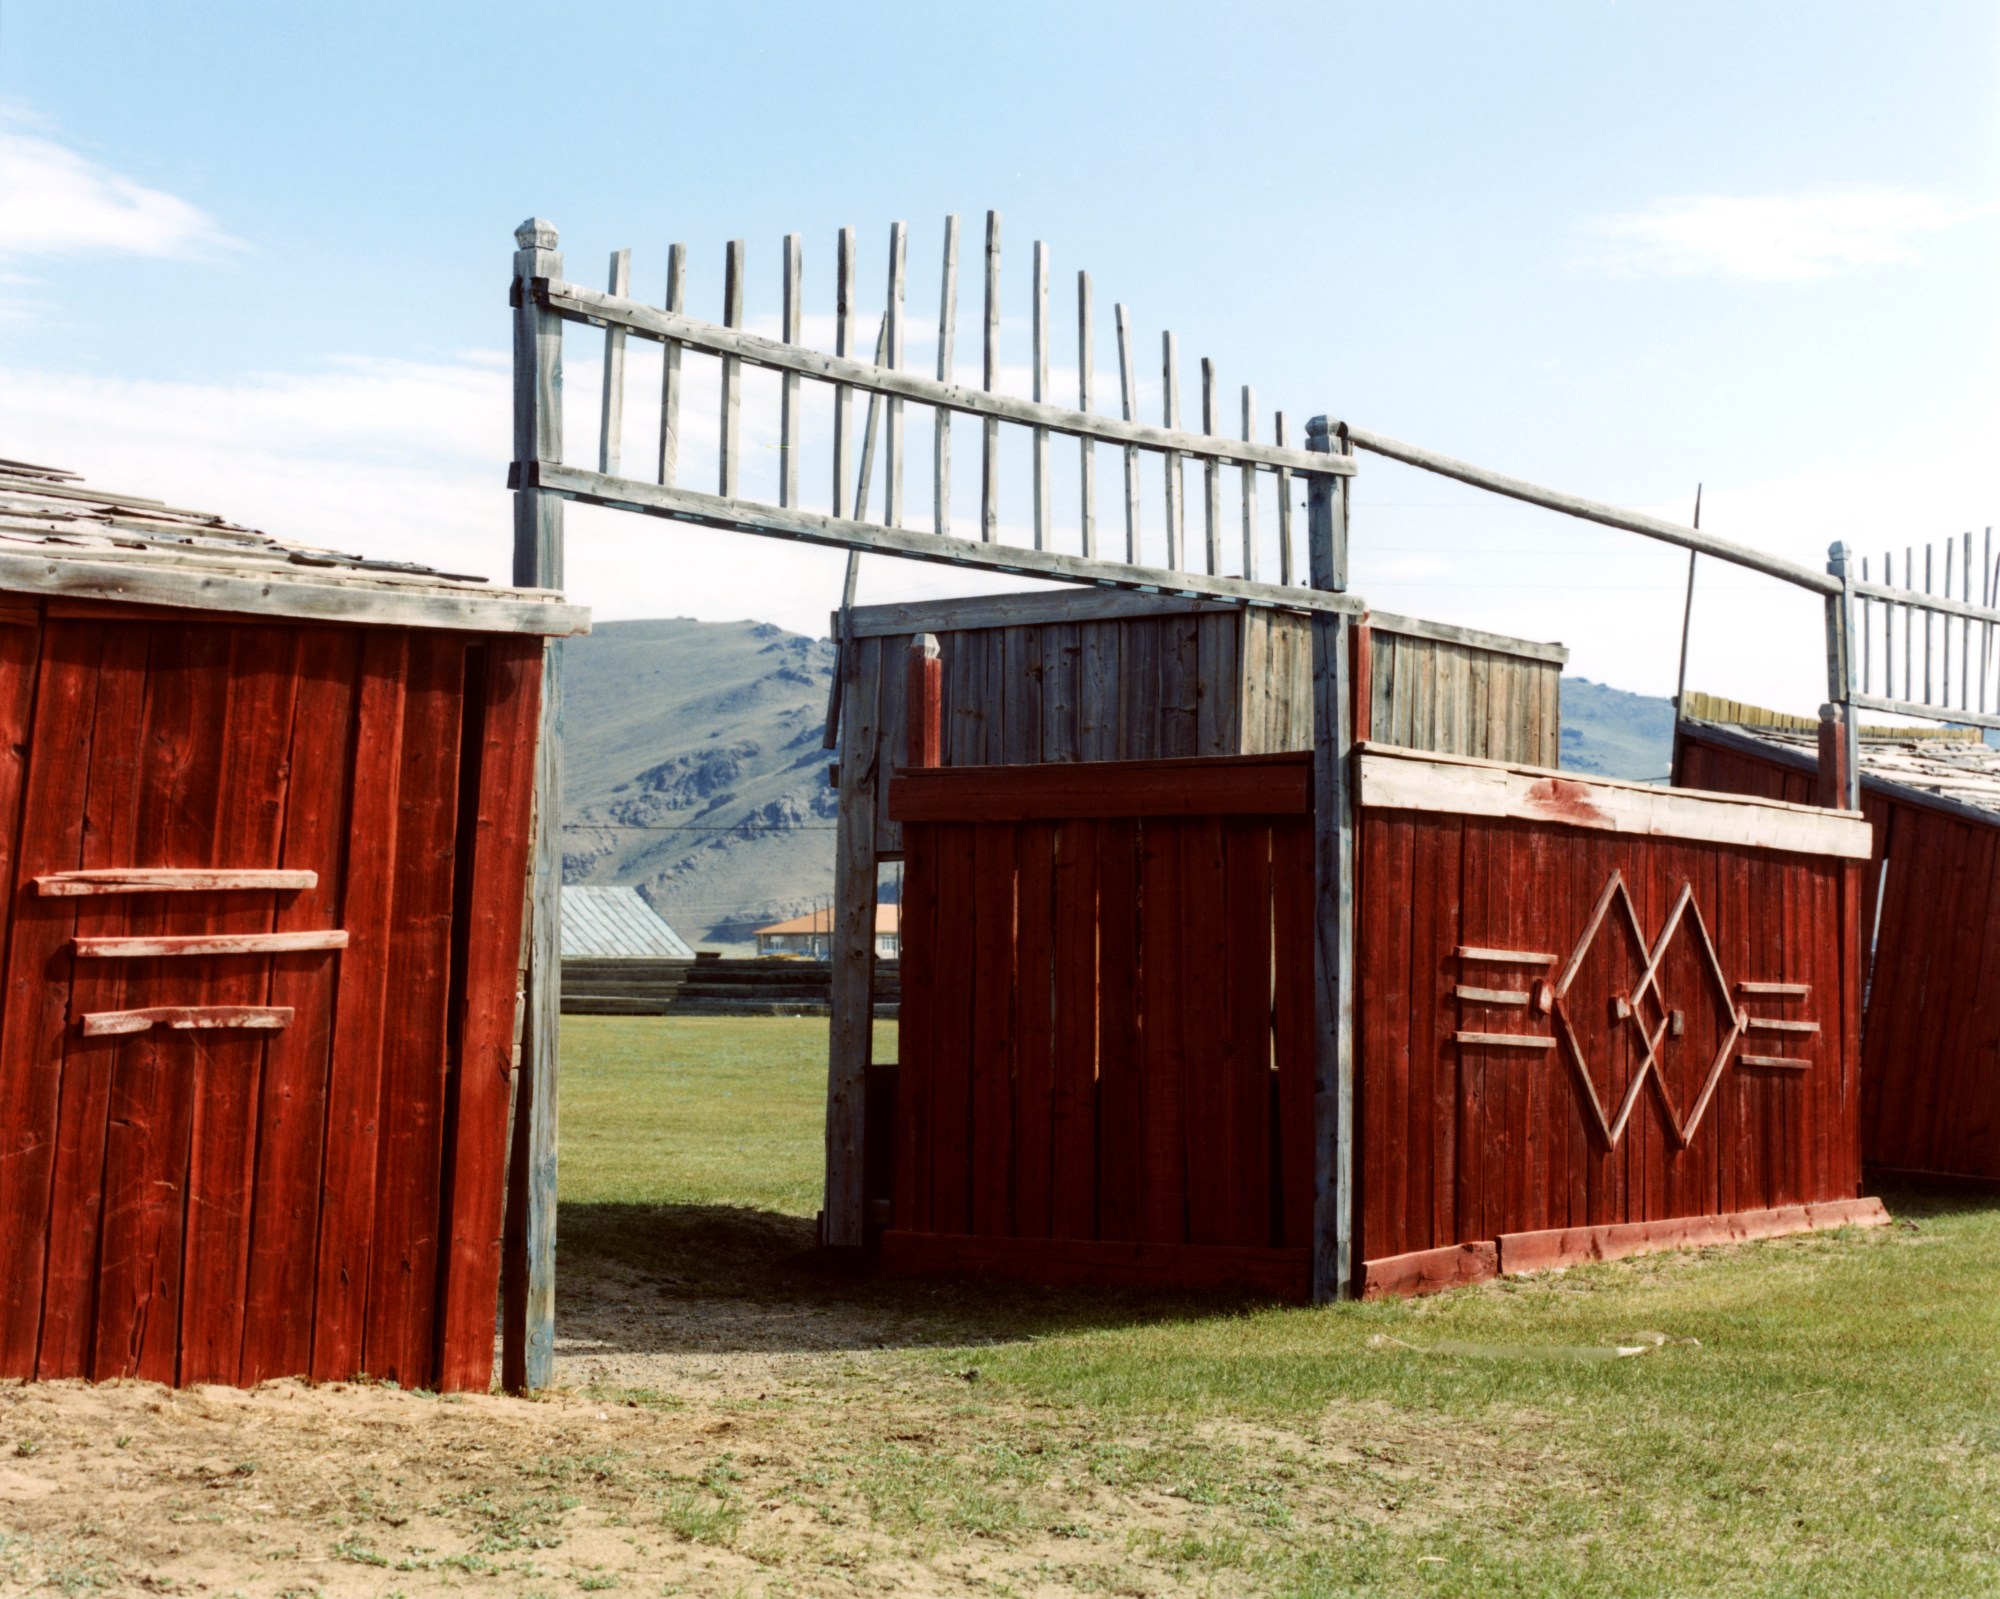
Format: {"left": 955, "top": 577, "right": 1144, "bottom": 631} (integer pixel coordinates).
{"left": 558, "top": 1015, "right": 2000, "bottom": 1597}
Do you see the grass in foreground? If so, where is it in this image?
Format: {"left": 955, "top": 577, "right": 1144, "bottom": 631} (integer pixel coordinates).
{"left": 555, "top": 1015, "right": 2000, "bottom": 1597}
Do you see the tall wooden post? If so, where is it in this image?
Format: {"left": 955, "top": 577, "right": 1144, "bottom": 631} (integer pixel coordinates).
{"left": 505, "top": 217, "right": 563, "bottom": 1391}
{"left": 1825, "top": 541, "right": 1860, "bottom": 810}
{"left": 823, "top": 629, "right": 884, "bottom": 1250}
{"left": 1305, "top": 416, "right": 1356, "bottom": 1301}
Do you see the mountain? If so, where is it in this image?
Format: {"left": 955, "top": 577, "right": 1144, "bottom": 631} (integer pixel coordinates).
{"left": 1557, "top": 677, "right": 1676, "bottom": 781}
{"left": 561, "top": 620, "right": 1681, "bottom": 950}
{"left": 562, "top": 618, "right": 841, "bottom": 952}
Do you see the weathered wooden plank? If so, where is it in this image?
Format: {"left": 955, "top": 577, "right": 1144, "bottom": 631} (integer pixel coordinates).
{"left": 75, "top": 928, "right": 347, "bottom": 958}
{"left": 1078, "top": 621, "right": 1119, "bottom": 762}
{"left": 657, "top": 241, "right": 687, "bottom": 486}
{"left": 597, "top": 248, "right": 631, "bottom": 476}
{"left": 1357, "top": 746, "right": 1872, "bottom": 859}
{"left": 1013, "top": 822, "right": 1057, "bottom": 1237}
{"left": 1042, "top": 622, "right": 1080, "bottom": 762}
{"left": 1162, "top": 332, "right": 1184, "bottom": 569}
{"left": 1223, "top": 820, "right": 1274, "bottom": 1245}
{"left": 361, "top": 634, "right": 466, "bottom": 1389}
{"left": 933, "top": 216, "right": 960, "bottom": 536}
{"left": 1032, "top": 240, "right": 1051, "bottom": 550}
{"left": 1271, "top": 818, "right": 1316, "bottom": 1247}
{"left": 1181, "top": 817, "right": 1232, "bottom": 1243}
{"left": 1201, "top": 358, "right": 1221, "bottom": 575}
{"left": 435, "top": 638, "right": 544, "bottom": 1393}
{"left": 844, "top": 589, "right": 1253, "bottom": 637}
{"left": 1240, "top": 387, "right": 1259, "bottom": 582}
{"left": 780, "top": 234, "right": 802, "bottom": 509}
{"left": 540, "top": 463, "right": 1366, "bottom": 616}
{"left": 884, "top": 221, "right": 907, "bottom": 530}
{"left": 1274, "top": 412, "right": 1294, "bottom": 586}
{"left": 1051, "top": 818, "right": 1098, "bottom": 1238}
{"left": 36, "top": 868, "right": 316, "bottom": 896}
{"left": 1496, "top": 1198, "right": 1889, "bottom": 1275}
{"left": 832, "top": 228, "right": 857, "bottom": 517}
{"left": 969, "top": 823, "right": 1017, "bottom": 1234}
{"left": 541, "top": 279, "right": 1361, "bottom": 478}
{"left": 238, "top": 625, "right": 358, "bottom": 1386}
{"left": 718, "top": 238, "right": 745, "bottom": 498}
{"left": 1115, "top": 303, "right": 1142, "bottom": 563}
{"left": 1360, "top": 1241, "right": 1498, "bottom": 1300}
{"left": 1138, "top": 818, "right": 1188, "bottom": 1243}
{"left": 1077, "top": 271, "right": 1096, "bottom": 558}
{"left": 80, "top": 1001, "right": 289, "bottom": 1034}
{"left": 824, "top": 635, "right": 883, "bottom": 1249}
{"left": 981, "top": 211, "right": 1001, "bottom": 542}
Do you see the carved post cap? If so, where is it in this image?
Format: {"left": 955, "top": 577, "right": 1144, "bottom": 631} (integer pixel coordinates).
{"left": 1305, "top": 415, "right": 1333, "bottom": 442}
{"left": 1827, "top": 540, "right": 1852, "bottom": 564}
{"left": 516, "top": 218, "right": 559, "bottom": 251}
{"left": 912, "top": 632, "right": 941, "bottom": 661}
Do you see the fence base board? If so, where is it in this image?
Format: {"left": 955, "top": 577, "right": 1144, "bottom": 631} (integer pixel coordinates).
{"left": 1361, "top": 1198, "right": 1889, "bottom": 1300}
{"left": 878, "top": 1232, "right": 1310, "bottom": 1298}
{"left": 1360, "top": 1242, "right": 1499, "bottom": 1300}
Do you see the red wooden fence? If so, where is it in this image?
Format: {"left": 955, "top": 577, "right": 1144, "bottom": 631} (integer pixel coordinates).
{"left": 0, "top": 604, "right": 539, "bottom": 1390}
{"left": 887, "top": 755, "right": 1316, "bottom": 1295}
{"left": 1355, "top": 747, "right": 1875, "bottom": 1294}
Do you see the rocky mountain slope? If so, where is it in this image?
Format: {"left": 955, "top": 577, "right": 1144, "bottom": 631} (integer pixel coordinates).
{"left": 562, "top": 618, "right": 1678, "bottom": 950}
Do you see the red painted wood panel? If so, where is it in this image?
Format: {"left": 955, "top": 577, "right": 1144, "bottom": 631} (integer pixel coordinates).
{"left": 1012, "top": 822, "right": 1057, "bottom": 1238}
{"left": 1356, "top": 803, "right": 1861, "bottom": 1264}
{"left": 434, "top": 638, "right": 543, "bottom": 1392}
{"left": 1049, "top": 819, "right": 1098, "bottom": 1239}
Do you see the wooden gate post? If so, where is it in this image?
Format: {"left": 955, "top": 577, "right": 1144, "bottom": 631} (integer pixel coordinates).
{"left": 1305, "top": 417, "right": 1356, "bottom": 1301}
{"left": 824, "top": 633, "right": 885, "bottom": 1250}
{"left": 1825, "top": 542, "right": 1860, "bottom": 810}
{"left": 505, "top": 218, "right": 564, "bottom": 1391}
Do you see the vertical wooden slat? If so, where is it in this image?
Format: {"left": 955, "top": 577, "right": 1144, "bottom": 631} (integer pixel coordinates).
{"left": 1224, "top": 820, "right": 1274, "bottom": 1244}
{"left": 1031, "top": 241, "right": 1053, "bottom": 549}
{"left": 933, "top": 215, "right": 960, "bottom": 536}
{"left": 884, "top": 221, "right": 907, "bottom": 529}
{"left": 1240, "top": 388, "right": 1259, "bottom": 581}
{"left": 824, "top": 636, "right": 882, "bottom": 1249}
{"left": 1076, "top": 271, "right": 1097, "bottom": 558}
{"left": 929, "top": 823, "right": 977, "bottom": 1231}
{"left": 981, "top": 211, "right": 1001, "bottom": 543}
{"left": 317, "top": 635, "right": 408, "bottom": 1382}
{"left": 718, "top": 239, "right": 744, "bottom": 498}
{"left": 434, "top": 640, "right": 543, "bottom": 1393}
{"left": 1051, "top": 819, "right": 1098, "bottom": 1238}
{"left": 1274, "top": 413, "right": 1294, "bottom": 586}
{"left": 505, "top": 217, "right": 563, "bottom": 1394}
{"left": 832, "top": 229, "right": 857, "bottom": 518}
{"left": 361, "top": 635, "right": 466, "bottom": 1389}
{"left": 896, "top": 800, "right": 939, "bottom": 1231}
{"left": 970, "top": 823, "right": 1017, "bottom": 1233}
{"left": 1271, "top": 819, "right": 1316, "bottom": 1247}
{"left": 597, "top": 248, "right": 631, "bottom": 476}
{"left": 1115, "top": 304, "right": 1141, "bottom": 563}
{"left": 1079, "top": 621, "right": 1119, "bottom": 762}
{"left": 1138, "top": 818, "right": 1187, "bottom": 1243}
{"left": 1162, "top": 332, "right": 1184, "bottom": 569}
{"left": 237, "top": 627, "right": 360, "bottom": 1386}
{"left": 1180, "top": 817, "right": 1231, "bottom": 1243}
{"left": 1096, "top": 821, "right": 1143, "bottom": 1238}
{"left": 1306, "top": 414, "right": 1355, "bottom": 1300}
{"left": 1013, "top": 822, "right": 1056, "bottom": 1237}
{"left": 657, "top": 242, "right": 687, "bottom": 486}
{"left": 35, "top": 622, "right": 137, "bottom": 1381}
{"left": 178, "top": 626, "right": 304, "bottom": 1385}
{"left": 1042, "top": 623, "right": 1080, "bottom": 762}
{"left": 779, "top": 233, "right": 803, "bottom": 509}
{"left": 1200, "top": 359, "right": 1222, "bottom": 574}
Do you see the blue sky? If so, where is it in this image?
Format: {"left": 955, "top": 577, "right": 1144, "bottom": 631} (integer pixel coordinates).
{"left": 2, "top": 1, "right": 1995, "bottom": 712}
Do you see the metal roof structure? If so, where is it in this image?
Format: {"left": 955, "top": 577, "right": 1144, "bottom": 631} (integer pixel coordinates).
{"left": 0, "top": 460, "right": 587, "bottom": 636}
{"left": 560, "top": 885, "right": 695, "bottom": 959}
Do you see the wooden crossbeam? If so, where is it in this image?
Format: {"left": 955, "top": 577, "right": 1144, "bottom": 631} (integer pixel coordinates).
{"left": 81, "top": 1006, "right": 294, "bottom": 1036}
{"left": 74, "top": 929, "right": 348, "bottom": 958}
{"left": 36, "top": 868, "right": 317, "bottom": 896}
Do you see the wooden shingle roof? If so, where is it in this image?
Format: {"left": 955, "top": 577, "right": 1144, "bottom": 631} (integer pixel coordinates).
{"left": 0, "top": 459, "right": 587, "bottom": 635}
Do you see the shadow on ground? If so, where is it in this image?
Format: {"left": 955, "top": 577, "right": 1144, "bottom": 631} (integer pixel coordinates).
{"left": 554, "top": 1200, "right": 1287, "bottom": 1362}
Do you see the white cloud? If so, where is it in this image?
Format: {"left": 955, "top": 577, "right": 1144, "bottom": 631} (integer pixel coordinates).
{"left": 1579, "top": 188, "right": 1981, "bottom": 282}
{"left": 0, "top": 129, "right": 240, "bottom": 260}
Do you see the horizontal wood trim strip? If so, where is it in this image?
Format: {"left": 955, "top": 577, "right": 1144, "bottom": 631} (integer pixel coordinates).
{"left": 1360, "top": 1241, "right": 1499, "bottom": 1300}
{"left": 1365, "top": 609, "right": 1568, "bottom": 664}
{"left": 534, "top": 463, "right": 1363, "bottom": 616}
{"left": 1454, "top": 1031, "right": 1556, "bottom": 1049}
{"left": 889, "top": 753, "right": 1311, "bottom": 822}
{"left": 878, "top": 1231, "right": 1310, "bottom": 1298}
{"left": 1360, "top": 744, "right": 1873, "bottom": 859}
{"left": 1744, "top": 1018, "right": 1820, "bottom": 1034}
{"left": 75, "top": 929, "right": 349, "bottom": 958}
{"left": 0, "top": 549, "right": 588, "bottom": 637}
{"left": 1738, "top": 1054, "right": 1811, "bottom": 1069}
{"left": 1496, "top": 1198, "right": 1888, "bottom": 1276}
{"left": 539, "top": 279, "right": 1357, "bottom": 477}
{"left": 1454, "top": 985, "right": 1529, "bottom": 1004}
{"left": 81, "top": 1005, "right": 295, "bottom": 1036}
{"left": 1852, "top": 577, "right": 2000, "bottom": 627}
{"left": 1850, "top": 690, "right": 2000, "bottom": 735}
{"left": 36, "top": 868, "right": 318, "bottom": 896}
{"left": 1736, "top": 980, "right": 1810, "bottom": 996}
{"left": 1455, "top": 945, "right": 1556, "bottom": 965}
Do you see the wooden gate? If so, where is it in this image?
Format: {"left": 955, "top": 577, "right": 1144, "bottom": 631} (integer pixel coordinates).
{"left": 1354, "top": 746, "right": 1878, "bottom": 1295}
{"left": 885, "top": 754, "right": 1316, "bottom": 1295}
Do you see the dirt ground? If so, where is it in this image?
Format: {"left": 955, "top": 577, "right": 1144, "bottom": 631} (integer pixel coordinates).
{"left": 0, "top": 1224, "right": 1537, "bottom": 1598}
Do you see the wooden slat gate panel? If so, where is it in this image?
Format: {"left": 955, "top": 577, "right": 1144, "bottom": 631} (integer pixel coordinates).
{"left": 0, "top": 611, "right": 539, "bottom": 1390}
{"left": 1356, "top": 796, "right": 1864, "bottom": 1272}
{"left": 886, "top": 756, "right": 1314, "bottom": 1296}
